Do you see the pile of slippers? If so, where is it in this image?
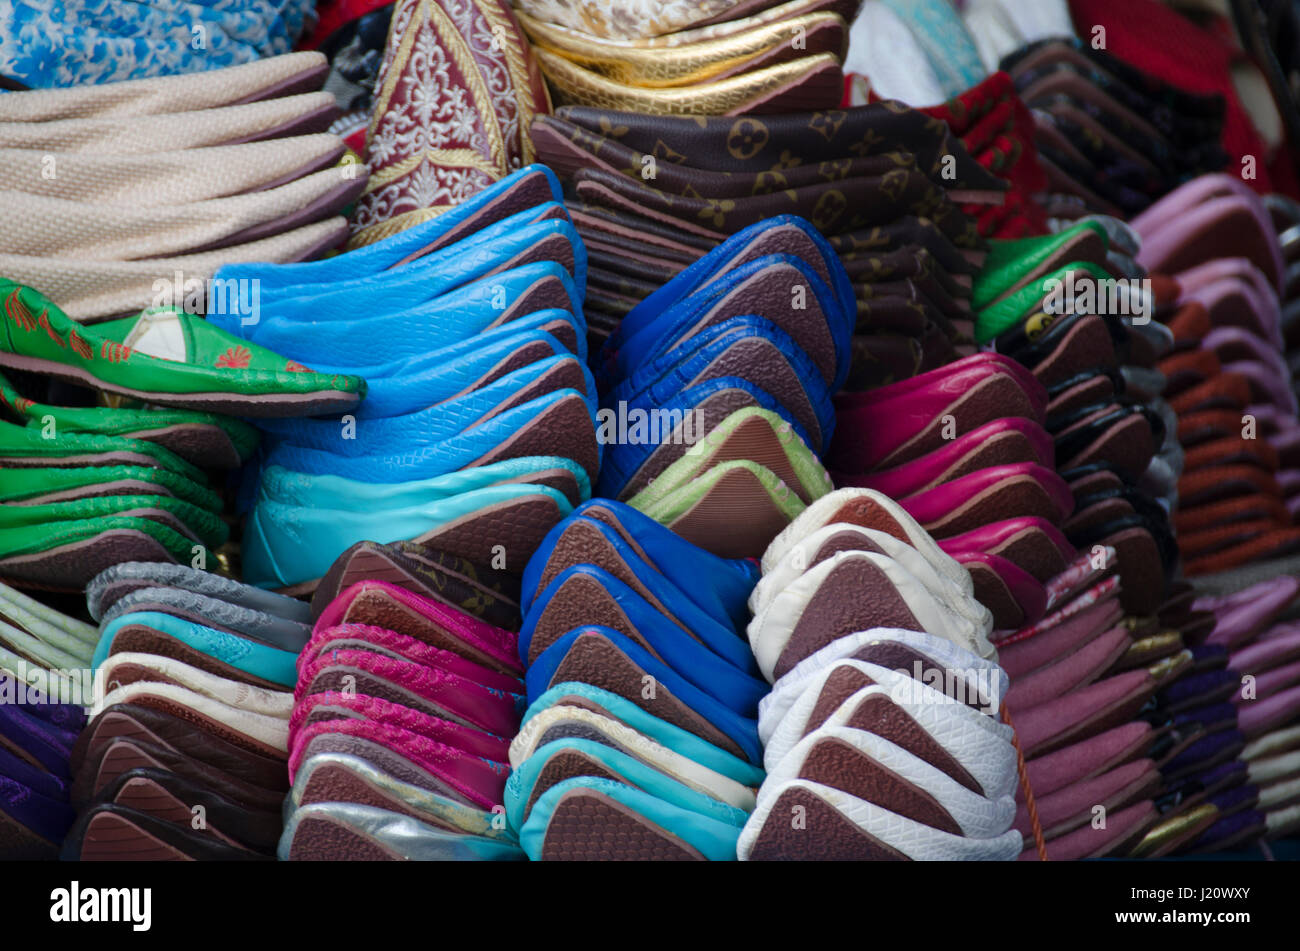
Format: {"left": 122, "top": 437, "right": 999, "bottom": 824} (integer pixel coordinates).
{"left": 1134, "top": 175, "right": 1300, "bottom": 575}
{"left": 279, "top": 580, "right": 526, "bottom": 860}
{"left": 1001, "top": 37, "right": 1229, "bottom": 220}
{"left": 594, "top": 216, "right": 848, "bottom": 556}
{"left": 0, "top": 280, "right": 364, "bottom": 592}
{"left": 504, "top": 499, "right": 766, "bottom": 859}
{"left": 827, "top": 354, "right": 1072, "bottom": 630}
{"left": 513, "top": 0, "right": 853, "bottom": 115}
{"left": 0, "top": 578, "right": 90, "bottom": 858}
{"left": 0, "top": 53, "right": 362, "bottom": 321}
{"left": 209, "top": 165, "right": 600, "bottom": 594}
{"left": 530, "top": 100, "right": 1004, "bottom": 386}
{"left": 739, "top": 490, "right": 1019, "bottom": 859}
{"left": 62, "top": 563, "right": 310, "bottom": 860}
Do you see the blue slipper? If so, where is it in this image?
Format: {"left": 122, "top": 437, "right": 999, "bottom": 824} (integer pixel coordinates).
{"left": 520, "top": 564, "right": 766, "bottom": 711}
{"left": 265, "top": 388, "right": 600, "bottom": 484}
{"left": 504, "top": 736, "right": 749, "bottom": 834}
{"left": 92, "top": 611, "right": 299, "bottom": 687}
{"left": 258, "top": 353, "right": 596, "bottom": 451}
{"left": 212, "top": 214, "right": 584, "bottom": 341}
{"left": 608, "top": 214, "right": 854, "bottom": 355}
{"left": 610, "top": 253, "right": 850, "bottom": 391}
{"left": 227, "top": 261, "right": 582, "bottom": 369}
{"left": 518, "top": 775, "right": 740, "bottom": 860}
{"left": 606, "top": 313, "right": 836, "bottom": 451}
{"left": 521, "top": 503, "right": 756, "bottom": 632}
{"left": 596, "top": 376, "right": 810, "bottom": 501}
{"left": 244, "top": 482, "right": 576, "bottom": 590}
{"left": 525, "top": 627, "right": 762, "bottom": 765}
{"left": 215, "top": 165, "right": 564, "bottom": 291}
{"left": 520, "top": 682, "right": 765, "bottom": 788}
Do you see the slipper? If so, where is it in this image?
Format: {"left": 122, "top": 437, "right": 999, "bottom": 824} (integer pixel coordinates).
{"left": 937, "top": 516, "right": 1075, "bottom": 583}
{"left": 762, "top": 725, "right": 1016, "bottom": 838}
{"left": 92, "top": 611, "right": 300, "bottom": 689}
{"left": 0, "top": 281, "right": 365, "bottom": 416}
{"left": 518, "top": 774, "right": 742, "bottom": 860}
{"left": 294, "top": 651, "right": 524, "bottom": 739}
{"left": 749, "top": 550, "right": 992, "bottom": 682}
{"left": 288, "top": 750, "right": 516, "bottom": 840}
{"left": 897, "top": 463, "right": 1074, "bottom": 538}
{"left": 298, "top": 624, "right": 522, "bottom": 693}
{"left": 97, "top": 653, "right": 294, "bottom": 719}
{"left": 63, "top": 803, "right": 268, "bottom": 861}
{"left": 762, "top": 488, "right": 973, "bottom": 594}
{"left": 288, "top": 698, "right": 511, "bottom": 772}
{"left": 525, "top": 627, "right": 762, "bottom": 765}
{"left": 842, "top": 417, "right": 1054, "bottom": 497}
{"left": 508, "top": 704, "right": 758, "bottom": 814}
{"left": 314, "top": 581, "right": 522, "bottom": 677}
{"left": 88, "top": 681, "right": 289, "bottom": 755}
{"left": 243, "top": 482, "right": 576, "bottom": 592}
{"left": 278, "top": 801, "right": 523, "bottom": 861}
{"left": 737, "top": 780, "right": 1022, "bottom": 860}
{"left": 89, "top": 766, "right": 280, "bottom": 853}
{"left": 515, "top": 681, "right": 765, "bottom": 789}
{"left": 0, "top": 462, "right": 219, "bottom": 510}
{"left": 504, "top": 737, "right": 749, "bottom": 835}
{"left": 309, "top": 542, "right": 520, "bottom": 631}
{"left": 625, "top": 407, "right": 832, "bottom": 510}
{"left": 264, "top": 388, "right": 599, "bottom": 486}
{"left": 636, "top": 460, "right": 806, "bottom": 559}
{"left": 521, "top": 502, "right": 757, "bottom": 633}
{"left": 596, "top": 377, "right": 811, "bottom": 502}
{"left": 0, "top": 371, "right": 258, "bottom": 469}
{"left": 748, "top": 522, "right": 989, "bottom": 629}
{"left": 98, "top": 586, "right": 309, "bottom": 653}
{"left": 520, "top": 566, "right": 766, "bottom": 711}
{"left": 87, "top": 561, "right": 312, "bottom": 625}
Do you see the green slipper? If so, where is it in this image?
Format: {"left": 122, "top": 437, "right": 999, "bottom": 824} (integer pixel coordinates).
{"left": 627, "top": 408, "right": 833, "bottom": 512}
{"left": 975, "top": 260, "right": 1116, "bottom": 344}
{"left": 0, "top": 494, "right": 229, "bottom": 551}
{"left": 0, "top": 463, "right": 222, "bottom": 511}
{"left": 974, "top": 220, "right": 1112, "bottom": 310}
{"left": 636, "top": 459, "right": 807, "bottom": 560}
{"left": 0, "top": 279, "right": 365, "bottom": 417}
{"left": 0, "top": 419, "right": 207, "bottom": 482}
{"left": 0, "top": 515, "right": 214, "bottom": 592}
{"left": 0, "top": 370, "right": 259, "bottom": 468}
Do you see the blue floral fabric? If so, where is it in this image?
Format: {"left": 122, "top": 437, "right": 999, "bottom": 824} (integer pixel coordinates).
{"left": 0, "top": 0, "right": 315, "bottom": 88}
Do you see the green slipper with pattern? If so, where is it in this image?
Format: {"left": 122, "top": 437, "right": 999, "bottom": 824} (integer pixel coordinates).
{"left": 0, "top": 279, "right": 365, "bottom": 417}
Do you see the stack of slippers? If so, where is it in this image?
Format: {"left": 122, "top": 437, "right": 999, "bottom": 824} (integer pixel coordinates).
{"left": 594, "top": 216, "right": 847, "bottom": 558}
{"left": 990, "top": 547, "right": 1171, "bottom": 860}
{"left": 1148, "top": 577, "right": 1300, "bottom": 853}
{"left": 969, "top": 224, "right": 1181, "bottom": 617}
{"left": 208, "top": 165, "right": 600, "bottom": 594}
{"left": 0, "top": 280, "right": 365, "bottom": 592}
{"left": 0, "top": 53, "right": 363, "bottom": 321}
{"left": 736, "top": 486, "right": 1022, "bottom": 859}
{"left": 513, "top": 0, "right": 853, "bottom": 115}
{"left": 914, "top": 70, "right": 1050, "bottom": 239}
{"left": 279, "top": 580, "right": 528, "bottom": 860}
{"left": 827, "top": 353, "right": 1073, "bottom": 630}
{"left": 1134, "top": 173, "right": 1300, "bottom": 575}
{"left": 62, "top": 563, "right": 310, "bottom": 860}
{"left": 529, "top": 99, "right": 1007, "bottom": 386}
{"left": 0, "top": 588, "right": 88, "bottom": 859}
{"left": 345, "top": 0, "right": 550, "bottom": 248}
{"left": 1000, "top": 37, "right": 1229, "bottom": 221}
{"left": 504, "top": 499, "right": 767, "bottom": 860}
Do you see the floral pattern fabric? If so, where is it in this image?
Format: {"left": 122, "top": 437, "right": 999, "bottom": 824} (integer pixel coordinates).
{"left": 0, "top": 0, "right": 314, "bottom": 88}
